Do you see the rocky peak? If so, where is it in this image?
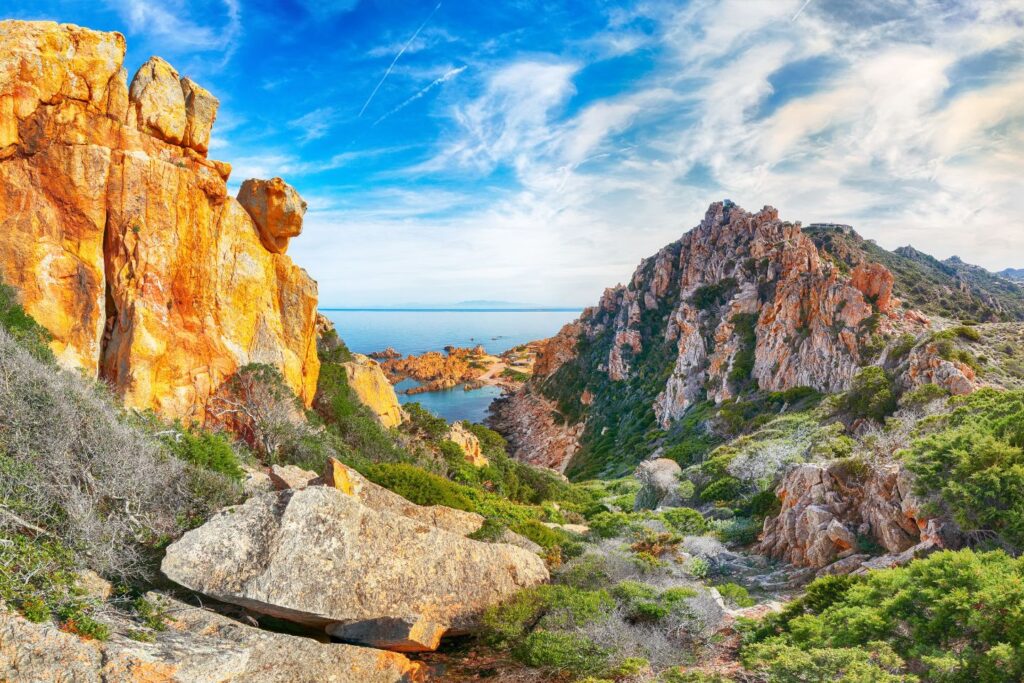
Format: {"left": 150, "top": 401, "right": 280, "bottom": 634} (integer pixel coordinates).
{"left": 0, "top": 20, "right": 319, "bottom": 420}
{"left": 579, "top": 201, "right": 907, "bottom": 427}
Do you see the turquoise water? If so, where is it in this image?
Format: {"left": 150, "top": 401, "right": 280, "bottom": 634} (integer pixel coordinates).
{"left": 322, "top": 309, "right": 581, "bottom": 424}
{"left": 394, "top": 379, "right": 505, "bottom": 424}
{"left": 321, "top": 309, "right": 581, "bottom": 357}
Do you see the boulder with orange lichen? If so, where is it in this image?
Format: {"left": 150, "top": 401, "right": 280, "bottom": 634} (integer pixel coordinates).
{"left": 0, "top": 20, "right": 319, "bottom": 421}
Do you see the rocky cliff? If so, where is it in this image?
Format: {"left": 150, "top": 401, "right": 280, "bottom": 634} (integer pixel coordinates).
{"left": 0, "top": 21, "right": 319, "bottom": 421}
{"left": 492, "top": 202, "right": 947, "bottom": 477}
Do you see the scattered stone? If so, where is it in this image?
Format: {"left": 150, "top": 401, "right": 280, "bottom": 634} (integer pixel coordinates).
{"left": 268, "top": 464, "right": 319, "bottom": 491}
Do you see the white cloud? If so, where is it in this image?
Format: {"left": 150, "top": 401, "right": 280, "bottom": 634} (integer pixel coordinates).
{"left": 288, "top": 107, "right": 339, "bottom": 144}
{"left": 107, "top": 0, "right": 241, "bottom": 62}
{"left": 289, "top": 0, "right": 1024, "bottom": 305}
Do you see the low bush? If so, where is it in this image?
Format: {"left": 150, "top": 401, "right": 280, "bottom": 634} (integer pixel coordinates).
{"left": 589, "top": 511, "right": 632, "bottom": 538}
{"left": 660, "top": 507, "right": 708, "bottom": 535}
{"left": 0, "top": 329, "right": 236, "bottom": 581}
{"left": 714, "top": 582, "right": 755, "bottom": 608}
{"left": 0, "top": 281, "right": 54, "bottom": 361}
{"left": 514, "top": 630, "right": 608, "bottom": 675}
{"left": 743, "top": 550, "right": 1024, "bottom": 682}
{"left": 843, "top": 366, "right": 897, "bottom": 422}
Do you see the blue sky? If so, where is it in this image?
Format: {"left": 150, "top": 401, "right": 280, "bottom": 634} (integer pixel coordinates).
{"left": 8, "top": 0, "right": 1024, "bottom": 306}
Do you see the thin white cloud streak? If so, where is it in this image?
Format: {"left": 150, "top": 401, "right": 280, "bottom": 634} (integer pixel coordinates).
{"left": 358, "top": 2, "right": 443, "bottom": 117}
{"left": 373, "top": 66, "right": 466, "bottom": 126}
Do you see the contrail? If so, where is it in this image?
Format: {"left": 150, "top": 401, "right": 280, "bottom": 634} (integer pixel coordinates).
{"left": 373, "top": 66, "right": 466, "bottom": 126}
{"left": 358, "top": 2, "right": 442, "bottom": 117}
{"left": 791, "top": 0, "right": 813, "bottom": 21}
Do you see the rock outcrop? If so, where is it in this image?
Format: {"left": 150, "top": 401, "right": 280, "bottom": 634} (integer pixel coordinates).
{"left": 493, "top": 201, "right": 938, "bottom": 472}
{"left": 0, "top": 597, "right": 424, "bottom": 683}
{"left": 0, "top": 21, "right": 319, "bottom": 421}
{"left": 902, "top": 341, "right": 978, "bottom": 396}
{"left": 237, "top": 177, "right": 307, "bottom": 254}
{"left": 446, "top": 421, "right": 488, "bottom": 466}
{"left": 758, "top": 462, "right": 960, "bottom": 573}
{"left": 162, "top": 486, "right": 548, "bottom": 652}
{"left": 488, "top": 388, "right": 583, "bottom": 472}
{"left": 342, "top": 354, "right": 405, "bottom": 428}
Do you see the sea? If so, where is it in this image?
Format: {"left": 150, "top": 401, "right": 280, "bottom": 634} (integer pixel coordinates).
{"left": 320, "top": 309, "right": 582, "bottom": 424}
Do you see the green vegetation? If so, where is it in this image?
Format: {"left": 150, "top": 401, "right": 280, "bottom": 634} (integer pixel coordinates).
{"left": 0, "top": 280, "right": 54, "bottom": 361}
{"left": 843, "top": 366, "right": 897, "bottom": 421}
{"left": 743, "top": 549, "right": 1024, "bottom": 682}
{"left": 902, "top": 389, "right": 1024, "bottom": 548}
{"left": 808, "top": 227, "right": 1024, "bottom": 322}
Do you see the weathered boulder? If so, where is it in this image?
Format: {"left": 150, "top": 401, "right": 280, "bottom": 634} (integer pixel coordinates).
{"left": 161, "top": 486, "right": 548, "bottom": 652}
{"left": 180, "top": 77, "right": 218, "bottom": 155}
{"left": 269, "top": 464, "right": 319, "bottom": 491}
{"left": 0, "top": 21, "right": 319, "bottom": 421}
{"left": 634, "top": 458, "right": 684, "bottom": 510}
{"left": 237, "top": 177, "right": 307, "bottom": 254}
{"left": 446, "top": 421, "right": 488, "bottom": 466}
{"left": 342, "top": 354, "right": 405, "bottom": 428}
{"left": 902, "top": 341, "right": 977, "bottom": 396}
{"left": 128, "top": 56, "right": 187, "bottom": 146}
{"left": 0, "top": 598, "right": 424, "bottom": 682}
{"left": 850, "top": 262, "right": 895, "bottom": 313}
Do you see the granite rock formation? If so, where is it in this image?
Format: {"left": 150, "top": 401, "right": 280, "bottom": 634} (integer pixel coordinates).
{"left": 0, "top": 20, "right": 319, "bottom": 421}
{"left": 162, "top": 486, "right": 548, "bottom": 652}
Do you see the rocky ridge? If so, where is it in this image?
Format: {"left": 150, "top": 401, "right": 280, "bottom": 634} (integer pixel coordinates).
{"left": 493, "top": 201, "right": 973, "bottom": 473}
{"left": 0, "top": 20, "right": 319, "bottom": 421}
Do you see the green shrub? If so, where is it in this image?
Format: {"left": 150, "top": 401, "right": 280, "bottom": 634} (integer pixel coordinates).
{"left": 888, "top": 333, "right": 918, "bottom": 361}
{"left": 588, "top": 511, "right": 632, "bottom": 538}
{"left": 685, "top": 557, "right": 709, "bottom": 579}
{"left": 514, "top": 630, "right": 608, "bottom": 674}
{"left": 660, "top": 507, "right": 708, "bottom": 535}
{"left": 743, "top": 641, "right": 913, "bottom": 682}
{"left": 843, "top": 366, "right": 897, "bottom": 422}
{"left": 714, "top": 516, "right": 761, "bottom": 546}
{"left": 715, "top": 582, "right": 755, "bottom": 608}
{"left": 0, "top": 534, "right": 108, "bottom": 640}
{"left": 0, "top": 281, "right": 54, "bottom": 361}
{"left": 744, "top": 550, "right": 1024, "bottom": 682}
{"left": 904, "top": 428, "right": 1024, "bottom": 547}
{"left": 162, "top": 429, "right": 243, "bottom": 481}
{"left": 364, "top": 463, "right": 475, "bottom": 510}
{"left": 699, "top": 476, "right": 743, "bottom": 503}
{"left": 483, "top": 584, "right": 614, "bottom": 648}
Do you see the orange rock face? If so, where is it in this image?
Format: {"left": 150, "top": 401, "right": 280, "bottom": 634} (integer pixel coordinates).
{"left": 0, "top": 20, "right": 319, "bottom": 421}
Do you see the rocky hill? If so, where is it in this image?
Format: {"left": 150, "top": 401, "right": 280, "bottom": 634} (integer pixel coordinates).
{"left": 0, "top": 20, "right": 319, "bottom": 421}
{"left": 492, "top": 201, "right": 1001, "bottom": 478}
{"left": 807, "top": 227, "right": 1024, "bottom": 322}
{"left": 1001, "top": 267, "right": 1024, "bottom": 282}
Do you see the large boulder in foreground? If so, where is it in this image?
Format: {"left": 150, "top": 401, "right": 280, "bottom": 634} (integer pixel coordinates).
{"left": 0, "top": 595, "right": 424, "bottom": 682}
{"left": 162, "top": 486, "right": 548, "bottom": 652}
